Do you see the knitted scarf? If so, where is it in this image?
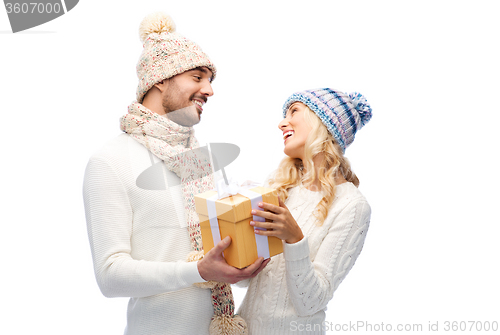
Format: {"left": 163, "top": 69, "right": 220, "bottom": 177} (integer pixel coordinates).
{"left": 120, "top": 102, "right": 247, "bottom": 334}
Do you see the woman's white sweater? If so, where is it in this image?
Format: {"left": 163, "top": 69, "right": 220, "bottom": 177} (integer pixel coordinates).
{"left": 238, "top": 182, "right": 371, "bottom": 335}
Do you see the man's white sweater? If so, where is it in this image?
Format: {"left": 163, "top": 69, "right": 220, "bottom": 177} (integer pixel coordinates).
{"left": 83, "top": 134, "right": 213, "bottom": 335}
{"left": 238, "top": 182, "right": 371, "bottom": 335}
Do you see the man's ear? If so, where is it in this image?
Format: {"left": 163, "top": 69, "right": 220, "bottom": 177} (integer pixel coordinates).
{"left": 153, "top": 80, "right": 167, "bottom": 93}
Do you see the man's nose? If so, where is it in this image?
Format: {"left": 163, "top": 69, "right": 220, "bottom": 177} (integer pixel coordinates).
{"left": 200, "top": 81, "right": 214, "bottom": 97}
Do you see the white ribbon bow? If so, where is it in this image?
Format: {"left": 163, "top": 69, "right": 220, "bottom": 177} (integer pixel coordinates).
{"left": 215, "top": 178, "right": 262, "bottom": 199}
{"left": 206, "top": 178, "right": 271, "bottom": 260}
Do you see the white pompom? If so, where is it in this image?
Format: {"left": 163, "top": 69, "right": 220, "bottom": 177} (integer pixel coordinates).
{"left": 139, "top": 12, "right": 176, "bottom": 43}
{"left": 348, "top": 92, "right": 373, "bottom": 126}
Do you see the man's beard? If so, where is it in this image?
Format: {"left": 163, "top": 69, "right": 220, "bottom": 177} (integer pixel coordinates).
{"left": 161, "top": 81, "right": 200, "bottom": 127}
{"left": 164, "top": 104, "right": 200, "bottom": 127}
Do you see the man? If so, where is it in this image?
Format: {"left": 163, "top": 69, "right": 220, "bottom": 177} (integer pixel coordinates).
{"left": 83, "top": 12, "right": 268, "bottom": 335}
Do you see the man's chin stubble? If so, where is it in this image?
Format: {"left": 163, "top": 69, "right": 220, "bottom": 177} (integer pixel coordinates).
{"left": 164, "top": 105, "right": 200, "bottom": 127}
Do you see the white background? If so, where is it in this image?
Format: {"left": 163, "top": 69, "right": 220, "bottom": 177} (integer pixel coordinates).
{"left": 1, "top": 1, "right": 499, "bottom": 334}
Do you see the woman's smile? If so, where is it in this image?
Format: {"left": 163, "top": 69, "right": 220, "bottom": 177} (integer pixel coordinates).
{"left": 278, "top": 102, "right": 312, "bottom": 160}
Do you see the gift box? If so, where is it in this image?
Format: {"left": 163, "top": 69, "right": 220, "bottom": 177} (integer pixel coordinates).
{"left": 194, "top": 186, "right": 284, "bottom": 268}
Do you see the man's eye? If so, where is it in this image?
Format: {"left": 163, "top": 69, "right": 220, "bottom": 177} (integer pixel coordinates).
{"left": 194, "top": 75, "right": 201, "bottom": 80}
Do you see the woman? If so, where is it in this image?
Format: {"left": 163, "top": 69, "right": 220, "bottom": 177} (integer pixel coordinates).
{"left": 238, "top": 88, "right": 373, "bottom": 334}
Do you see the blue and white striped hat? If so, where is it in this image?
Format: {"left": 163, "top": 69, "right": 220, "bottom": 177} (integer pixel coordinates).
{"left": 282, "top": 88, "right": 372, "bottom": 152}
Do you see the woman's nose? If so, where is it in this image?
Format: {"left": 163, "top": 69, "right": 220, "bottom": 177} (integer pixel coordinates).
{"left": 278, "top": 118, "right": 288, "bottom": 130}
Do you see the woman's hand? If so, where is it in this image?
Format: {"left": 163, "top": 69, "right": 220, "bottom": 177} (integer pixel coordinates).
{"left": 250, "top": 197, "right": 304, "bottom": 244}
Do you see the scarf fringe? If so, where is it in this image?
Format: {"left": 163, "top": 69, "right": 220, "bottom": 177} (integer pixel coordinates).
{"left": 210, "top": 314, "right": 248, "bottom": 335}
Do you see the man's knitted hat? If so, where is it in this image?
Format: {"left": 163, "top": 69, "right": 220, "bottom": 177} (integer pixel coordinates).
{"left": 282, "top": 88, "right": 373, "bottom": 152}
{"left": 136, "top": 12, "right": 217, "bottom": 103}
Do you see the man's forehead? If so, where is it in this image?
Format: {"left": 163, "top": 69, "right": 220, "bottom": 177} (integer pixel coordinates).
{"left": 184, "top": 66, "right": 214, "bottom": 82}
{"left": 190, "top": 66, "right": 212, "bottom": 75}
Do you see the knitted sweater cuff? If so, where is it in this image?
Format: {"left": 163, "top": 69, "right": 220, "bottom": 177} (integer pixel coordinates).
{"left": 283, "top": 236, "right": 310, "bottom": 263}
{"left": 180, "top": 261, "right": 206, "bottom": 285}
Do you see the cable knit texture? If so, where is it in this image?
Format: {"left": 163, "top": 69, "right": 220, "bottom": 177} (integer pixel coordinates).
{"left": 238, "top": 183, "right": 371, "bottom": 335}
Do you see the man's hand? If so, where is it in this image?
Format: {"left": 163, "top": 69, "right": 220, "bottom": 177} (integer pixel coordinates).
{"left": 197, "top": 236, "right": 270, "bottom": 284}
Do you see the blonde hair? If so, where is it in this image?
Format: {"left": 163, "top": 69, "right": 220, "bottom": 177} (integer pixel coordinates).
{"left": 268, "top": 106, "right": 359, "bottom": 225}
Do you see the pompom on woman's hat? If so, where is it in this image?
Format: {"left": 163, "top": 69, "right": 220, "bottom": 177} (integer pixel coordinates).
{"left": 135, "top": 12, "right": 217, "bottom": 103}
{"left": 283, "top": 88, "right": 373, "bottom": 152}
